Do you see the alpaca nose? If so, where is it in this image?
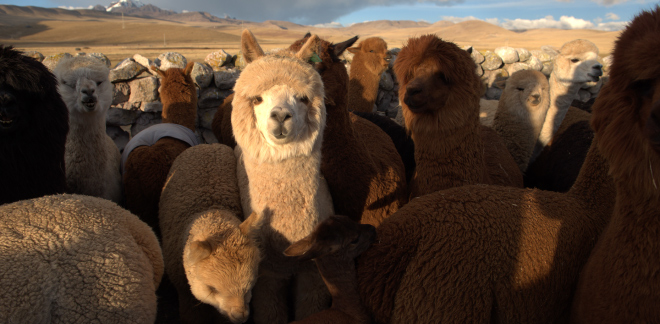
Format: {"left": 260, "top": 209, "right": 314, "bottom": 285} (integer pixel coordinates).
{"left": 229, "top": 307, "right": 249, "bottom": 323}
{"left": 81, "top": 88, "right": 95, "bottom": 97}
{"left": 270, "top": 107, "right": 292, "bottom": 123}
{"left": 592, "top": 64, "right": 603, "bottom": 76}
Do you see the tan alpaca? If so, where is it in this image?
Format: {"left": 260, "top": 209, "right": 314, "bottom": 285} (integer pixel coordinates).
{"left": 493, "top": 70, "right": 551, "bottom": 172}
{"left": 231, "top": 30, "right": 334, "bottom": 324}
{"left": 54, "top": 56, "right": 122, "bottom": 204}
{"left": 347, "top": 37, "right": 391, "bottom": 113}
{"left": 531, "top": 39, "right": 603, "bottom": 162}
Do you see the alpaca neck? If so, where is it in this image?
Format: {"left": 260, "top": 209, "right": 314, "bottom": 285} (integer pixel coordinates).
{"left": 410, "top": 121, "right": 484, "bottom": 198}
{"left": 533, "top": 73, "right": 583, "bottom": 161}
{"left": 315, "top": 256, "right": 369, "bottom": 322}
{"left": 348, "top": 58, "right": 381, "bottom": 113}
{"left": 567, "top": 140, "right": 615, "bottom": 210}
{"left": 68, "top": 112, "right": 107, "bottom": 143}
{"left": 162, "top": 101, "right": 197, "bottom": 131}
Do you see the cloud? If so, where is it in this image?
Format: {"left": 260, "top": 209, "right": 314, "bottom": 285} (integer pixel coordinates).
{"left": 312, "top": 21, "right": 345, "bottom": 28}
{"left": 606, "top": 12, "right": 620, "bottom": 20}
{"left": 591, "top": 0, "right": 630, "bottom": 6}
{"left": 440, "top": 15, "right": 480, "bottom": 23}
{"left": 441, "top": 14, "right": 628, "bottom": 31}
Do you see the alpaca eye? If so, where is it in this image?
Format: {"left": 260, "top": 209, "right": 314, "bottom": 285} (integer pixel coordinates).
{"left": 571, "top": 58, "right": 580, "bottom": 63}
{"left": 300, "top": 96, "right": 309, "bottom": 105}
{"left": 208, "top": 286, "right": 217, "bottom": 294}
{"left": 370, "top": 50, "right": 375, "bottom": 53}
{"left": 252, "top": 96, "right": 263, "bottom": 105}
{"left": 516, "top": 87, "right": 524, "bottom": 91}
{"left": 96, "top": 81, "right": 103, "bottom": 86}
{"left": 350, "top": 234, "right": 360, "bottom": 245}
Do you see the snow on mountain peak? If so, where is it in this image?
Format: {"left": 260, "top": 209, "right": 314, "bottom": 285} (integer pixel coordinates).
{"left": 106, "top": 0, "right": 145, "bottom": 12}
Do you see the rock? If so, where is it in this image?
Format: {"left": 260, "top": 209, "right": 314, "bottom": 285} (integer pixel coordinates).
{"left": 505, "top": 62, "right": 529, "bottom": 76}
{"left": 106, "top": 125, "right": 130, "bottom": 154}
{"left": 214, "top": 68, "right": 240, "bottom": 90}
{"left": 155, "top": 52, "right": 187, "bottom": 70}
{"left": 379, "top": 71, "right": 394, "bottom": 91}
{"left": 541, "top": 61, "right": 554, "bottom": 76}
{"left": 42, "top": 53, "right": 73, "bottom": 71}
{"left": 131, "top": 112, "right": 162, "bottom": 137}
{"left": 202, "top": 129, "right": 219, "bottom": 144}
{"left": 106, "top": 107, "right": 140, "bottom": 126}
{"left": 516, "top": 48, "right": 531, "bottom": 62}
{"left": 388, "top": 55, "right": 397, "bottom": 70}
{"left": 340, "top": 50, "right": 354, "bottom": 63}
{"left": 377, "top": 93, "right": 393, "bottom": 112}
{"left": 128, "top": 76, "right": 159, "bottom": 103}
{"left": 530, "top": 50, "right": 554, "bottom": 63}
{"left": 471, "top": 49, "right": 485, "bottom": 64}
{"left": 110, "top": 59, "right": 148, "bottom": 83}
{"left": 112, "top": 83, "right": 131, "bottom": 105}
{"left": 141, "top": 101, "right": 163, "bottom": 113}
{"left": 197, "top": 108, "right": 218, "bottom": 129}
{"left": 234, "top": 52, "right": 247, "bottom": 69}
{"left": 602, "top": 55, "right": 613, "bottom": 73}
{"left": 191, "top": 62, "right": 214, "bottom": 88}
{"left": 495, "top": 46, "right": 519, "bottom": 64}
{"left": 23, "top": 51, "right": 44, "bottom": 62}
{"left": 541, "top": 45, "right": 560, "bottom": 58}
{"left": 482, "top": 68, "right": 509, "bottom": 88}
{"left": 205, "top": 50, "right": 233, "bottom": 71}
{"left": 475, "top": 64, "right": 484, "bottom": 77}
{"left": 526, "top": 55, "right": 543, "bottom": 71}
{"left": 198, "top": 87, "right": 231, "bottom": 109}
{"left": 86, "top": 53, "right": 111, "bottom": 68}
{"left": 482, "top": 51, "right": 503, "bottom": 71}
{"left": 485, "top": 87, "right": 503, "bottom": 100}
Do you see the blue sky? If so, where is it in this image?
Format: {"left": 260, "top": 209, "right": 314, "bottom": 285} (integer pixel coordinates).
{"left": 2, "top": 0, "right": 658, "bottom": 30}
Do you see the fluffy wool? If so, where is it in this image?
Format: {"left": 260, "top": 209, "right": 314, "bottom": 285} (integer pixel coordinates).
{"left": 347, "top": 37, "right": 391, "bottom": 113}
{"left": 159, "top": 143, "right": 262, "bottom": 324}
{"left": 571, "top": 7, "right": 660, "bottom": 323}
{"left": 0, "top": 194, "right": 163, "bottom": 324}
{"left": 0, "top": 45, "right": 68, "bottom": 205}
{"left": 54, "top": 56, "right": 122, "bottom": 203}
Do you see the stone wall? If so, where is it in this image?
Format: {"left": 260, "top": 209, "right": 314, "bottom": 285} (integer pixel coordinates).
{"left": 27, "top": 44, "right": 611, "bottom": 152}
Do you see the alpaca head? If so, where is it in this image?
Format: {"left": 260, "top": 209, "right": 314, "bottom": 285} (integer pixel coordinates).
{"left": 54, "top": 56, "right": 112, "bottom": 117}
{"left": 348, "top": 37, "right": 391, "bottom": 75}
{"left": 231, "top": 29, "right": 326, "bottom": 163}
{"left": 284, "top": 215, "right": 376, "bottom": 262}
{"left": 552, "top": 39, "right": 603, "bottom": 85}
{"left": 151, "top": 62, "right": 198, "bottom": 130}
{"left": 591, "top": 6, "right": 660, "bottom": 193}
{"left": 184, "top": 211, "right": 263, "bottom": 324}
{"left": 394, "top": 34, "right": 482, "bottom": 134}
{"left": 0, "top": 46, "right": 65, "bottom": 136}
{"left": 497, "top": 70, "right": 551, "bottom": 126}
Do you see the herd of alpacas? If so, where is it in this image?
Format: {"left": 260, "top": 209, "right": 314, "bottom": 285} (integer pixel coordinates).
{"left": 0, "top": 6, "right": 659, "bottom": 324}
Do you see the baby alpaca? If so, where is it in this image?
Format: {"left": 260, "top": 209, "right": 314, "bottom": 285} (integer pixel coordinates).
{"left": 0, "top": 45, "right": 68, "bottom": 205}
{"left": 347, "top": 37, "right": 391, "bottom": 113}
{"left": 493, "top": 70, "right": 551, "bottom": 172}
{"left": 54, "top": 56, "right": 122, "bottom": 203}
{"left": 159, "top": 143, "right": 261, "bottom": 324}
{"left": 0, "top": 194, "right": 163, "bottom": 324}
{"left": 571, "top": 7, "right": 660, "bottom": 323}
{"left": 285, "top": 215, "right": 376, "bottom": 324}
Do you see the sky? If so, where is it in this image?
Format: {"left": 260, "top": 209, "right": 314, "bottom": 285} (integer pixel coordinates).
{"left": 3, "top": 0, "right": 658, "bottom": 31}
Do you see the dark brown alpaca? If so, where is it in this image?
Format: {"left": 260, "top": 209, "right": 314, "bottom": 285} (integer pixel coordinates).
{"left": 211, "top": 92, "right": 237, "bottom": 148}
{"left": 571, "top": 7, "right": 660, "bottom": 323}
{"left": 0, "top": 45, "right": 69, "bottom": 205}
{"left": 285, "top": 215, "right": 376, "bottom": 324}
{"left": 347, "top": 37, "right": 391, "bottom": 113}
{"left": 289, "top": 34, "right": 408, "bottom": 227}
{"left": 394, "top": 34, "right": 522, "bottom": 198}
{"left": 122, "top": 62, "right": 199, "bottom": 237}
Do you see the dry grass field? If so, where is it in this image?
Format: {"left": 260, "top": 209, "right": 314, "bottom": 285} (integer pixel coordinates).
{"left": 0, "top": 5, "right": 622, "bottom": 67}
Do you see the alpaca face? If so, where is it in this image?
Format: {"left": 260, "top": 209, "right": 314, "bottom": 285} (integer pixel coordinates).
{"left": 253, "top": 84, "right": 311, "bottom": 146}
{"left": 351, "top": 37, "right": 391, "bottom": 74}
{"left": 54, "top": 57, "right": 112, "bottom": 117}
{"left": 553, "top": 39, "right": 603, "bottom": 85}
{"left": 505, "top": 70, "right": 550, "bottom": 118}
{"left": 0, "top": 88, "right": 22, "bottom": 133}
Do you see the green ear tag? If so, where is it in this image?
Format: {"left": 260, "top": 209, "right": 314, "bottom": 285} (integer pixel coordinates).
{"left": 310, "top": 53, "right": 322, "bottom": 63}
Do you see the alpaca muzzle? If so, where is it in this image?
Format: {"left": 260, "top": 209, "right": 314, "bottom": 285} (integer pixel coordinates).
{"left": 268, "top": 107, "right": 293, "bottom": 140}
{"left": 588, "top": 64, "right": 603, "bottom": 82}
{"left": 81, "top": 94, "right": 97, "bottom": 111}
{"left": 404, "top": 86, "right": 428, "bottom": 113}
{"left": 0, "top": 93, "right": 19, "bottom": 131}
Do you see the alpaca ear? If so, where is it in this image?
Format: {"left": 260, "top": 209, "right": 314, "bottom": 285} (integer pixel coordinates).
{"left": 185, "top": 240, "right": 213, "bottom": 264}
{"left": 284, "top": 236, "right": 333, "bottom": 261}
{"left": 295, "top": 34, "right": 321, "bottom": 62}
{"left": 303, "top": 32, "right": 312, "bottom": 38}
{"left": 494, "top": 79, "right": 507, "bottom": 89}
{"left": 241, "top": 29, "right": 265, "bottom": 64}
{"left": 184, "top": 61, "right": 195, "bottom": 76}
{"left": 150, "top": 64, "right": 165, "bottom": 77}
{"left": 240, "top": 211, "right": 265, "bottom": 237}
{"left": 347, "top": 47, "right": 360, "bottom": 54}
{"left": 334, "top": 36, "right": 359, "bottom": 57}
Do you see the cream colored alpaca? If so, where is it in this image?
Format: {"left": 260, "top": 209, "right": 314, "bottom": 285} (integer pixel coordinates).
{"left": 54, "top": 56, "right": 122, "bottom": 203}
{"left": 531, "top": 39, "right": 603, "bottom": 162}
{"left": 493, "top": 70, "right": 551, "bottom": 172}
{"left": 231, "top": 30, "right": 334, "bottom": 324}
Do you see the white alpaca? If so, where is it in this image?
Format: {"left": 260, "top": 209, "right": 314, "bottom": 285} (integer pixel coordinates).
{"left": 231, "top": 30, "right": 334, "bottom": 324}
{"left": 531, "top": 39, "right": 602, "bottom": 162}
{"left": 54, "top": 56, "right": 122, "bottom": 204}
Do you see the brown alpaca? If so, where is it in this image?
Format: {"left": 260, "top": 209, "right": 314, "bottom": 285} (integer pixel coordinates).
{"left": 211, "top": 92, "right": 237, "bottom": 148}
{"left": 347, "top": 37, "right": 391, "bottom": 113}
{"left": 122, "top": 62, "right": 199, "bottom": 237}
{"left": 394, "top": 34, "right": 522, "bottom": 198}
{"left": 285, "top": 215, "right": 376, "bottom": 324}
{"left": 289, "top": 33, "right": 408, "bottom": 227}
{"left": 571, "top": 7, "right": 660, "bottom": 323}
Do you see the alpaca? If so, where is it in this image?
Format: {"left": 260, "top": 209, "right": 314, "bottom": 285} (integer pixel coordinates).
{"left": 347, "top": 37, "right": 391, "bottom": 113}
{"left": 530, "top": 39, "right": 603, "bottom": 163}
{"left": 232, "top": 30, "right": 333, "bottom": 323}
{"left": 492, "top": 70, "right": 551, "bottom": 172}
{"left": 288, "top": 33, "right": 408, "bottom": 226}
{"left": 285, "top": 215, "right": 376, "bottom": 324}
{"left": 159, "top": 143, "right": 261, "bottom": 324}
{"left": 211, "top": 92, "right": 237, "bottom": 148}
{"left": 394, "top": 34, "right": 523, "bottom": 198}
{"left": 524, "top": 107, "right": 593, "bottom": 192}
{"left": 356, "top": 136, "right": 616, "bottom": 323}
{"left": 122, "top": 62, "right": 200, "bottom": 237}
{"left": 54, "top": 56, "right": 122, "bottom": 204}
{"left": 0, "top": 194, "right": 163, "bottom": 324}
{"left": 0, "top": 45, "right": 68, "bottom": 205}
{"left": 571, "top": 7, "right": 660, "bottom": 323}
